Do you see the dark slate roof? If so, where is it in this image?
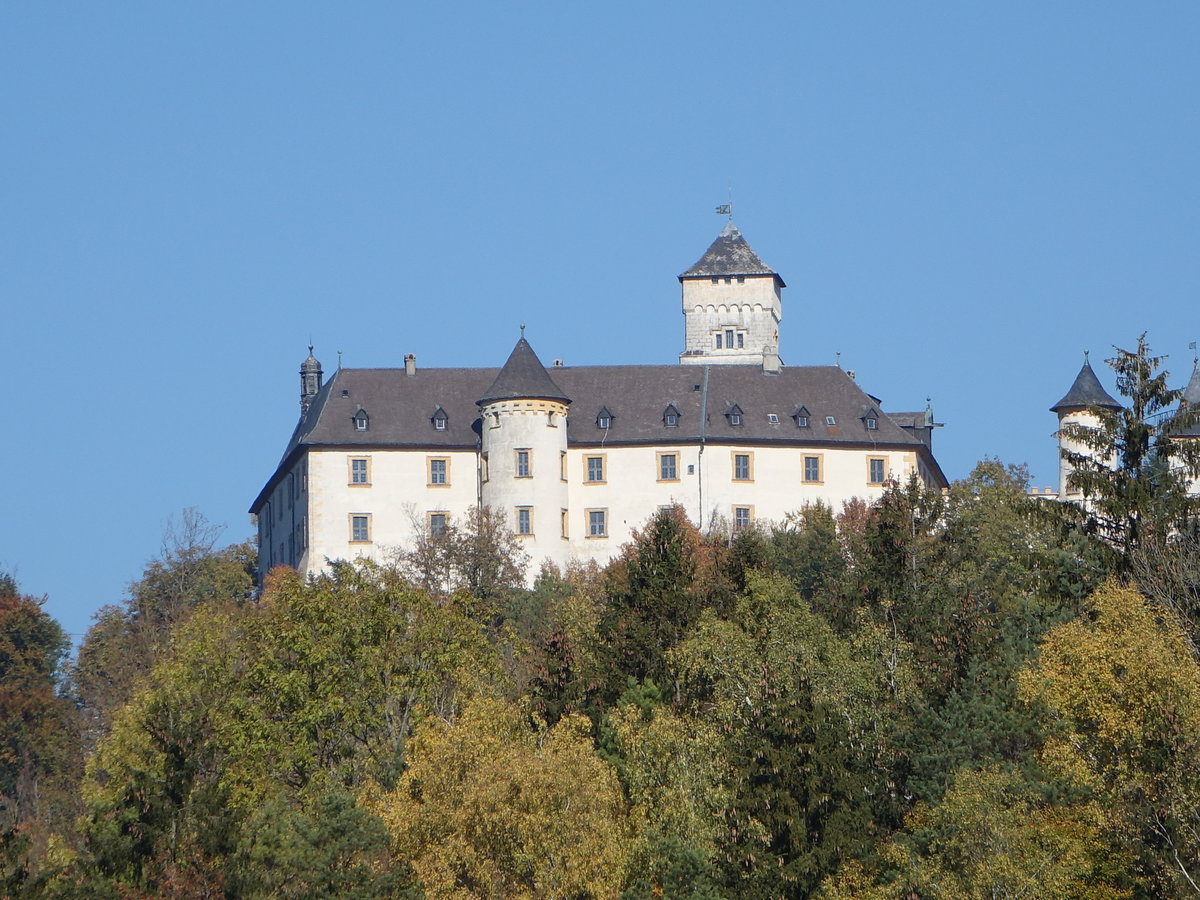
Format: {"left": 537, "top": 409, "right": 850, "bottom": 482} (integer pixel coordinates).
{"left": 252, "top": 362, "right": 947, "bottom": 511}
{"left": 1050, "top": 358, "right": 1121, "bottom": 413}
{"left": 478, "top": 337, "right": 571, "bottom": 406}
{"left": 1175, "top": 363, "right": 1200, "bottom": 438}
{"left": 680, "top": 222, "right": 782, "bottom": 283}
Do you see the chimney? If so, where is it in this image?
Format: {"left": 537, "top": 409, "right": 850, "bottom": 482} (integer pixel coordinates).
{"left": 404, "top": 354, "right": 416, "bottom": 376}
{"left": 761, "top": 346, "right": 781, "bottom": 375}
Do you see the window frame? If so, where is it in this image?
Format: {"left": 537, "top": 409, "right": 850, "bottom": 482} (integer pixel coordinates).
{"left": 657, "top": 451, "right": 679, "bottom": 482}
{"left": 732, "top": 451, "right": 754, "bottom": 482}
{"left": 427, "top": 456, "right": 450, "bottom": 487}
{"left": 868, "top": 456, "right": 887, "bottom": 485}
{"left": 585, "top": 454, "right": 606, "bottom": 484}
{"left": 516, "top": 448, "right": 532, "bottom": 478}
{"left": 348, "top": 456, "right": 371, "bottom": 486}
{"left": 516, "top": 506, "right": 533, "bottom": 536}
{"left": 733, "top": 505, "right": 754, "bottom": 532}
{"left": 349, "top": 513, "right": 372, "bottom": 544}
{"left": 803, "top": 454, "right": 824, "bottom": 484}
{"left": 427, "top": 511, "right": 448, "bottom": 536}
{"left": 587, "top": 508, "right": 608, "bottom": 538}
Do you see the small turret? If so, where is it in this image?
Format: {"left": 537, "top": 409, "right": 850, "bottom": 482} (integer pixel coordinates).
{"left": 300, "top": 346, "right": 323, "bottom": 416}
{"left": 478, "top": 333, "right": 571, "bottom": 570}
{"left": 1052, "top": 353, "right": 1120, "bottom": 498}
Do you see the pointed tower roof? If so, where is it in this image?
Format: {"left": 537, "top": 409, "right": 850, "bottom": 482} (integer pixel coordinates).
{"left": 1050, "top": 355, "right": 1121, "bottom": 413}
{"left": 1174, "top": 361, "right": 1200, "bottom": 437}
{"left": 680, "top": 222, "right": 784, "bottom": 284}
{"left": 478, "top": 336, "right": 571, "bottom": 406}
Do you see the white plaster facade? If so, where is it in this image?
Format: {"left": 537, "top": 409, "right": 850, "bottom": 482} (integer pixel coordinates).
{"left": 251, "top": 223, "right": 948, "bottom": 581}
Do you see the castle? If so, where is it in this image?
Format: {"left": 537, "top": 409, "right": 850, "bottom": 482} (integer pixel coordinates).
{"left": 250, "top": 222, "right": 949, "bottom": 578}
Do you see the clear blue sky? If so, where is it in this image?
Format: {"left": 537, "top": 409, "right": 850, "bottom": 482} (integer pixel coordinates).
{"left": 3, "top": 3, "right": 1198, "bottom": 643}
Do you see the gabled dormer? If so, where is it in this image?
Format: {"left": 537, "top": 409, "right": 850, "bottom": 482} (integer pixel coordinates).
{"left": 725, "top": 403, "right": 744, "bottom": 427}
{"left": 352, "top": 406, "right": 370, "bottom": 432}
{"left": 431, "top": 406, "right": 448, "bottom": 431}
{"left": 663, "top": 403, "right": 681, "bottom": 427}
{"left": 595, "top": 406, "right": 614, "bottom": 430}
{"left": 792, "top": 405, "right": 811, "bottom": 428}
{"left": 861, "top": 407, "right": 880, "bottom": 432}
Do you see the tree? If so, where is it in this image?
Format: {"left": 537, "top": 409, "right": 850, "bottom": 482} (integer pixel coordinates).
{"left": 1060, "top": 335, "right": 1200, "bottom": 558}
{"left": 395, "top": 505, "right": 528, "bottom": 619}
{"left": 372, "top": 696, "right": 631, "bottom": 899}
{"left": 1018, "top": 581, "right": 1200, "bottom": 896}
{"left": 69, "top": 510, "right": 255, "bottom": 753}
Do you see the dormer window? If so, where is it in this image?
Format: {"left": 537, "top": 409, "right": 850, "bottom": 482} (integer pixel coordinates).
{"left": 726, "top": 404, "right": 744, "bottom": 427}
{"left": 432, "top": 406, "right": 448, "bottom": 431}
{"left": 793, "top": 406, "right": 811, "bottom": 428}
{"left": 866, "top": 417, "right": 877, "bottom": 430}
{"left": 353, "top": 407, "right": 370, "bottom": 432}
{"left": 861, "top": 408, "right": 880, "bottom": 431}
{"left": 596, "top": 406, "right": 613, "bottom": 430}
{"left": 663, "top": 403, "right": 680, "bottom": 427}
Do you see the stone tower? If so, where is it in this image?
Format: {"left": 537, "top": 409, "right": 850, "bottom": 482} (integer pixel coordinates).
{"left": 1051, "top": 354, "right": 1121, "bottom": 499}
{"left": 678, "top": 222, "right": 784, "bottom": 369}
{"left": 477, "top": 336, "right": 571, "bottom": 569}
{"left": 300, "top": 346, "right": 323, "bottom": 416}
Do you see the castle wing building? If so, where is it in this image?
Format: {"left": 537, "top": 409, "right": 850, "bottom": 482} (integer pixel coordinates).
{"left": 250, "top": 224, "right": 948, "bottom": 578}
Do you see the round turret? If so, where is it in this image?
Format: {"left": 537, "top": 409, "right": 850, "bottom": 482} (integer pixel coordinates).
{"left": 477, "top": 335, "right": 571, "bottom": 569}
{"left": 300, "top": 346, "right": 323, "bottom": 415}
{"left": 1052, "top": 353, "right": 1120, "bottom": 498}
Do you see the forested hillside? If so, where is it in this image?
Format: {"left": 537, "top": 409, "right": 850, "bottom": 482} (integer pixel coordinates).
{"left": 6, "top": 342, "right": 1200, "bottom": 898}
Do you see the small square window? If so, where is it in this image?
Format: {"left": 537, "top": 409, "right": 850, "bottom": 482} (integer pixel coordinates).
{"left": 517, "top": 507, "right": 532, "bottom": 536}
{"left": 767, "top": 413, "right": 779, "bottom": 425}
{"left": 804, "top": 456, "right": 822, "bottom": 483}
{"left": 733, "top": 453, "right": 752, "bottom": 481}
{"left": 866, "top": 417, "right": 877, "bottom": 430}
{"left": 354, "top": 416, "right": 369, "bottom": 431}
{"left": 429, "top": 458, "right": 448, "bottom": 486}
{"left": 586, "top": 456, "right": 605, "bottom": 483}
{"left": 434, "top": 417, "right": 447, "bottom": 431}
{"left": 351, "top": 515, "right": 370, "bottom": 543}
{"left": 350, "top": 458, "right": 369, "bottom": 485}
{"left": 825, "top": 416, "right": 836, "bottom": 426}
{"left": 734, "top": 506, "right": 752, "bottom": 531}
{"left": 659, "top": 453, "right": 678, "bottom": 481}
{"left": 730, "top": 414, "right": 742, "bottom": 426}
{"left": 429, "top": 512, "right": 448, "bottom": 536}
{"left": 796, "top": 415, "right": 809, "bottom": 428}
{"left": 598, "top": 415, "right": 611, "bottom": 430}
{"left": 588, "top": 509, "right": 607, "bottom": 537}
{"left": 869, "top": 458, "right": 886, "bottom": 484}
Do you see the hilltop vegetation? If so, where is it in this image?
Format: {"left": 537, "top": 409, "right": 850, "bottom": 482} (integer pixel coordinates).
{"left": 6, "top": 452, "right": 1200, "bottom": 897}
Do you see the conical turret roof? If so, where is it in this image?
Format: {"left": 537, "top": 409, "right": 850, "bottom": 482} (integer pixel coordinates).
{"left": 478, "top": 336, "right": 571, "bottom": 406}
{"left": 680, "top": 222, "right": 783, "bottom": 284}
{"left": 1050, "top": 356, "right": 1121, "bottom": 413}
{"left": 1174, "top": 361, "right": 1200, "bottom": 437}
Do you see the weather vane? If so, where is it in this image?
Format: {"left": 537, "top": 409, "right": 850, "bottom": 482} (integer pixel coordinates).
{"left": 520, "top": 323, "right": 526, "bottom": 338}
{"left": 715, "top": 189, "right": 733, "bottom": 220}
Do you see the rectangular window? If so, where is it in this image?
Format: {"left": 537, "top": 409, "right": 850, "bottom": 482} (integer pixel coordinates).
{"left": 516, "top": 449, "right": 531, "bottom": 478}
{"left": 481, "top": 454, "right": 489, "bottom": 483}
{"left": 734, "top": 506, "right": 752, "bottom": 531}
{"left": 428, "top": 512, "right": 447, "bottom": 536}
{"left": 588, "top": 509, "right": 607, "bottom": 538}
{"left": 804, "top": 455, "right": 822, "bottom": 483}
{"left": 350, "top": 457, "right": 370, "bottom": 485}
{"left": 586, "top": 455, "right": 605, "bottom": 483}
{"left": 737, "top": 332, "right": 744, "bottom": 348}
{"left": 516, "top": 507, "right": 533, "bottom": 535}
{"left": 869, "top": 457, "right": 886, "bottom": 484}
{"left": 561, "top": 509, "right": 569, "bottom": 538}
{"left": 725, "top": 329, "right": 734, "bottom": 347}
{"left": 733, "top": 452, "right": 752, "bottom": 481}
{"left": 350, "top": 515, "right": 371, "bottom": 543}
{"left": 428, "top": 457, "right": 449, "bottom": 486}
{"left": 715, "top": 333, "right": 723, "bottom": 349}
{"left": 658, "top": 452, "right": 678, "bottom": 481}
{"left": 560, "top": 451, "right": 568, "bottom": 481}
